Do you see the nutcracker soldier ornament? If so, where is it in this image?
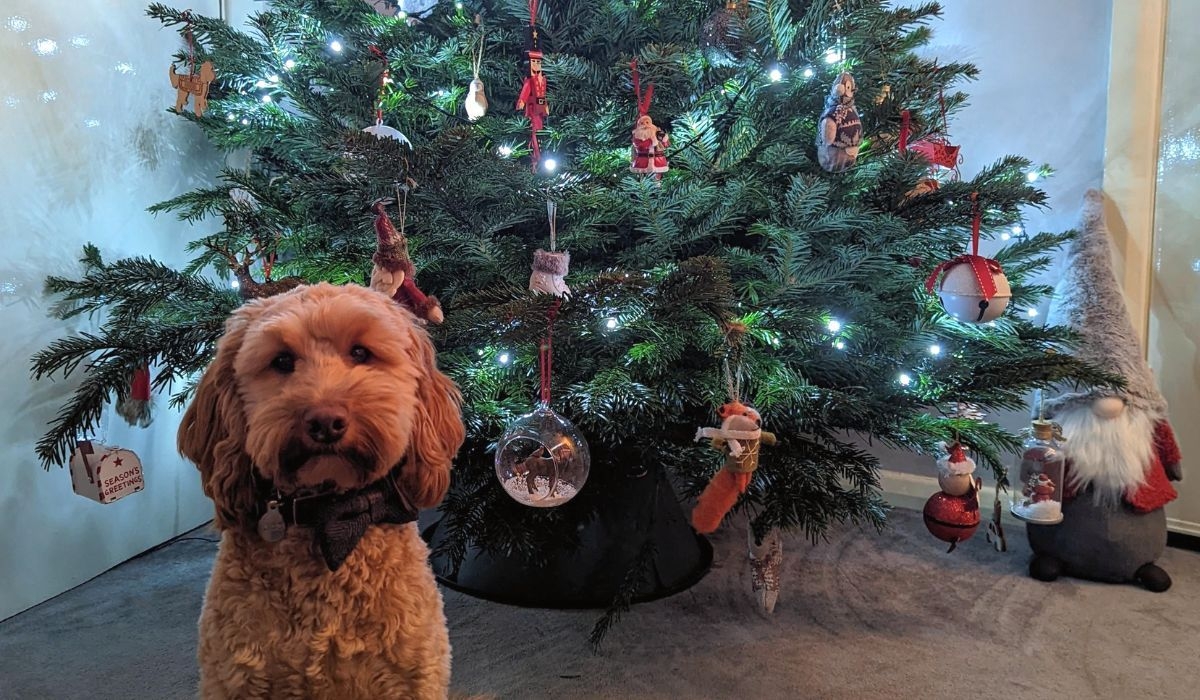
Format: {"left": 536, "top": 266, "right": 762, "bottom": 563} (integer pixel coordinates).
{"left": 515, "top": 4, "right": 549, "bottom": 169}
{"left": 1027, "top": 190, "right": 1182, "bottom": 592}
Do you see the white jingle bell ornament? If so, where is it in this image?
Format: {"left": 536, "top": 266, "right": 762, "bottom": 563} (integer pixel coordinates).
{"left": 932, "top": 260, "right": 1011, "bottom": 324}
{"left": 936, "top": 442, "right": 977, "bottom": 497}
{"left": 925, "top": 194, "right": 1011, "bottom": 324}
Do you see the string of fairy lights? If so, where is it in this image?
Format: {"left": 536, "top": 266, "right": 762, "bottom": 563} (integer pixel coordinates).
{"left": 213, "top": 1, "right": 1052, "bottom": 396}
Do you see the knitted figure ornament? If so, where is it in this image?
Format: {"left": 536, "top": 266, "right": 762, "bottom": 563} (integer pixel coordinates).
{"left": 815, "top": 72, "right": 862, "bottom": 173}
{"left": 1027, "top": 189, "right": 1182, "bottom": 592}
{"left": 691, "top": 401, "right": 776, "bottom": 534}
{"left": 370, "top": 202, "right": 443, "bottom": 324}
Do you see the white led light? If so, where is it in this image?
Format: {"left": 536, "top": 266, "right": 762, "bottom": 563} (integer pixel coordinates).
{"left": 824, "top": 48, "right": 842, "bottom": 64}
{"left": 802, "top": 67, "right": 814, "bottom": 79}
{"left": 827, "top": 319, "right": 841, "bottom": 333}
{"left": 605, "top": 317, "right": 619, "bottom": 330}
{"left": 498, "top": 352, "right": 511, "bottom": 365}
{"left": 497, "top": 145, "right": 513, "bottom": 157}
{"left": 227, "top": 113, "right": 236, "bottom": 121}
{"left": 898, "top": 373, "right": 912, "bottom": 386}
{"left": 834, "top": 340, "right": 845, "bottom": 350}
{"left": 261, "top": 94, "right": 272, "bottom": 103}
{"left": 230, "top": 279, "right": 240, "bottom": 289}
{"left": 476, "top": 349, "right": 485, "bottom": 356}
{"left": 268, "top": 74, "right": 280, "bottom": 83}
{"left": 543, "top": 158, "right": 558, "bottom": 172}
{"left": 34, "top": 38, "right": 58, "bottom": 55}
{"left": 284, "top": 58, "right": 296, "bottom": 70}
{"left": 929, "top": 344, "right": 941, "bottom": 356}
{"left": 1012, "top": 225, "right": 1023, "bottom": 236}
{"left": 1027, "top": 308, "right": 1039, "bottom": 318}
{"left": 455, "top": 1, "right": 464, "bottom": 8}
{"left": 768, "top": 67, "right": 783, "bottom": 82}
{"left": 241, "top": 118, "right": 250, "bottom": 125}
{"left": 256, "top": 79, "right": 269, "bottom": 88}
{"left": 329, "top": 39, "right": 343, "bottom": 53}
{"left": 1026, "top": 171, "right": 1038, "bottom": 182}
{"left": 1000, "top": 232, "right": 1011, "bottom": 241}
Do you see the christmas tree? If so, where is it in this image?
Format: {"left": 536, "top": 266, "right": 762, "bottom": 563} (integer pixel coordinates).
{"left": 32, "top": 0, "right": 1112, "bottom": 638}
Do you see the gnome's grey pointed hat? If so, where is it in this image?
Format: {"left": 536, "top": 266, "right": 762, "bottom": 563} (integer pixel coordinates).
{"left": 1043, "top": 189, "right": 1167, "bottom": 417}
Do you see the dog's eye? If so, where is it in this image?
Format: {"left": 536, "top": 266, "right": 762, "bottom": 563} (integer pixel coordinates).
{"left": 270, "top": 351, "right": 296, "bottom": 374}
{"left": 349, "top": 345, "right": 372, "bottom": 364}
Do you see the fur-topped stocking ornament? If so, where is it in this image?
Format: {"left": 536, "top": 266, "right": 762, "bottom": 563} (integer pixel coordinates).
{"left": 370, "top": 194, "right": 443, "bottom": 324}
{"left": 529, "top": 201, "right": 571, "bottom": 297}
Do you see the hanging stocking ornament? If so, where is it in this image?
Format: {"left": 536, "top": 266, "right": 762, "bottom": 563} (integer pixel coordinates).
{"left": 515, "top": 0, "right": 548, "bottom": 170}
{"left": 925, "top": 193, "right": 1012, "bottom": 323}
{"left": 497, "top": 206, "right": 590, "bottom": 507}
{"left": 370, "top": 190, "right": 443, "bottom": 323}
{"left": 815, "top": 72, "right": 862, "bottom": 173}
{"left": 168, "top": 12, "right": 215, "bottom": 117}
{"left": 363, "top": 47, "right": 412, "bottom": 147}
{"left": 116, "top": 366, "right": 153, "bottom": 428}
{"left": 629, "top": 59, "right": 669, "bottom": 177}
{"left": 529, "top": 201, "right": 571, "bottom": 297}
{"left": 464, "top": 21, "right": 488, "bottom": 121}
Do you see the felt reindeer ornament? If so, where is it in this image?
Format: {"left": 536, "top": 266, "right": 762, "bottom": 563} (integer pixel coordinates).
{"left": 370, "top": 195, "right": 443, "bottom": 324}
{"left": 691, "top": 401, "right": 776, "bottom": 534}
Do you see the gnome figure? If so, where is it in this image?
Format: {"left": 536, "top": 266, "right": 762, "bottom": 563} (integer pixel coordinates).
{"left": 815, "top": 72, "right": 862, "bottom": 173}
{"left": 370, "top": 202, "right": 444, "bottom": 324}
{"left": 1027, "top": 189, "right": 1182, "bottom": 592}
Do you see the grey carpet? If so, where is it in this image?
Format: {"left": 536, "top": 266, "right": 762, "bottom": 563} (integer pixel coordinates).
{"left": 2, "top": 509, "right": 1197, "bottom": 700}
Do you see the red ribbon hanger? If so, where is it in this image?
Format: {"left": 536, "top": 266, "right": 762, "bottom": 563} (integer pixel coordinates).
{"left": 631, "top": 58, "right": 654, "bottom": 116}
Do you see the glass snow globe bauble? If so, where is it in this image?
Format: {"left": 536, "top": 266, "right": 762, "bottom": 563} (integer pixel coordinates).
{"left": 935, "top": 260, "right": 1011, "bottom": 324}
{"left": 495, "top": 406, "right": 590, "bottom": 507}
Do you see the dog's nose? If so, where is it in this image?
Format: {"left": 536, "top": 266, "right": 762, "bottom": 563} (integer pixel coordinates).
{"left": 304, "top": 408, "right": 348, "bottom": 444}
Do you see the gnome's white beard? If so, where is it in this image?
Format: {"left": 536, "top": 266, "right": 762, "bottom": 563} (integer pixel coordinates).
{"left": 1056, "top": 403, "right": 1154, "bottom": 501}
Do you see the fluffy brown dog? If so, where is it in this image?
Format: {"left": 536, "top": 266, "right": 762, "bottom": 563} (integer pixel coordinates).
{"left": 179, "top": 283, "right": 465, "bottom": 699}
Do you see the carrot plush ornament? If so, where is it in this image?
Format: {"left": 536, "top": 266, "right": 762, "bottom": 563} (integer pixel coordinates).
{"left": 691, "top": 401, "right": 776, "bottom": 534}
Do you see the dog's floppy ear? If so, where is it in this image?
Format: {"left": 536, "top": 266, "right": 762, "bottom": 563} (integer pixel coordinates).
{"left": 179, "top": 303, "right": 266, "bottom": 529}
{"left": 401, "top": 322, "right": 465, "bottom": 509}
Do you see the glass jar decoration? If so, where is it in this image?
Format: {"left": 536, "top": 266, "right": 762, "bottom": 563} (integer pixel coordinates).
{"left": 495, "top": 405, "right": 590, "bottom": 507}
{"left": 1010, "top": 419, "right": 1065, "bottom": 524}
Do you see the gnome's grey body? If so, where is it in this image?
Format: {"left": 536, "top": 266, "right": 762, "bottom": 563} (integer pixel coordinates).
{"left": 1027, "top": 189, "right": 1182, "bottom": 592}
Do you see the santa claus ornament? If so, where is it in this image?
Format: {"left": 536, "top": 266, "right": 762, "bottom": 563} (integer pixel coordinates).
{"left": 369, "top": 191, "right": 443, "bottom": 324}
{"left": 936, "top": 441, "right": 976, "bottom": 497}
{"left": 815, "top": 72, "right": 863, "bottom": 173}
{"left": 629, "top": 59, "right": 669, "bottom": 177}
{"left": 925, "top": 193, "right": 1011, "bottom": 323}
{"left": 1027, "top": 189, "right": 1182, "bottom": 592}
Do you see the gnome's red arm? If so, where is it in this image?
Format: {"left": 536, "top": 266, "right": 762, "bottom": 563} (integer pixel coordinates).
{"left": 1156, "top": 420, "right": 1182, "bottom": 481}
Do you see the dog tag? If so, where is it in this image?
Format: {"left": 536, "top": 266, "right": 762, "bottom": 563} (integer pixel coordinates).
{"left": 257, "top": 500, "right": 286, "bottom": 543}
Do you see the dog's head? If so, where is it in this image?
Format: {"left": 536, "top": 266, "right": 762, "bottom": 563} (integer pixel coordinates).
{"left": 178, "top": 283, "right": 464, "bottom": 530}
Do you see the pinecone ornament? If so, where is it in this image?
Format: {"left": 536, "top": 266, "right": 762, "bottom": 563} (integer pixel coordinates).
{"left": 748, "top": 525, "right": 783, "bottom": 613}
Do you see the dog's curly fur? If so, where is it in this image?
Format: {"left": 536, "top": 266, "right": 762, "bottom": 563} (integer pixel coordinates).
{"left": 179, "top": 283, "right": 465, "bottom": 699}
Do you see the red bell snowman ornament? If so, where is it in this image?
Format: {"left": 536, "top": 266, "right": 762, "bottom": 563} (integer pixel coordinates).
{"left": 926, "top": 194, "right": 1011, "bottom": 324}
